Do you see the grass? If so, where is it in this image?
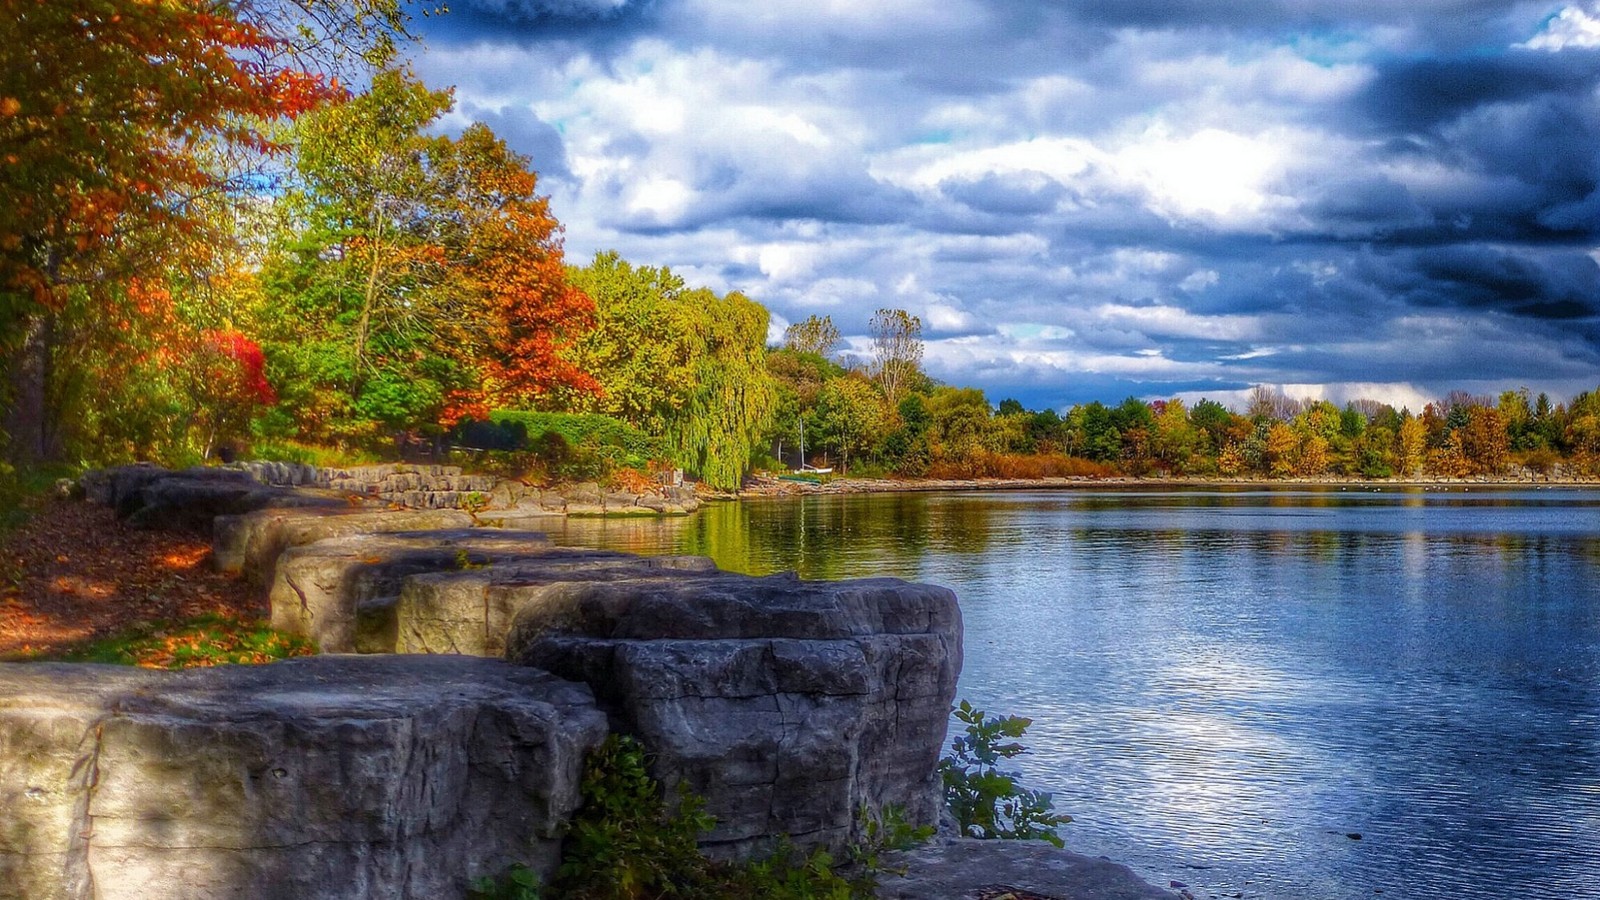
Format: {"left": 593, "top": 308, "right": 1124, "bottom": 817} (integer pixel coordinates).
{"left": 36, "top": 612, "right": 315, "bottom": 669}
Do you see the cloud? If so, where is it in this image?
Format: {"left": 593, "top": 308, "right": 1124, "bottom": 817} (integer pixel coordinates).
{"left": 409, "top": 0, "right": 1600, "bottom": 412}
{"left": 1520, "top": 4, "right": 1600, "bottom": 50}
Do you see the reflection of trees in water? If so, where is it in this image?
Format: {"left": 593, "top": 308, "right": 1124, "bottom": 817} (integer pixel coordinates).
{"left": 647, "top": 493, "right": 1008, "bottom": 580}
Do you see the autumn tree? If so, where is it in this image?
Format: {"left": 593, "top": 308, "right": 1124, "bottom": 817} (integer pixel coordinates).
{"left": 432, "top": 123, "right": 596, "bottom": 417}
{"left": 567, "top": 252, "right": 776, "bottom": 488}
{"left": 0, "top": 0, "right": 334, "bottom": 462}
{"left": 783, "top": 314, "right": 842, "bottom": 358}
{"left": 262, "top": 69, "right": 594, "bottom": 442}
{"left": 869, "top": 308, "right": 924, "bottom": 407}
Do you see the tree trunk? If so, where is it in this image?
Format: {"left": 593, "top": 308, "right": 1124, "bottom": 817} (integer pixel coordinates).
{"left": 3, "top": 312, "right": 59, "bottom": 465}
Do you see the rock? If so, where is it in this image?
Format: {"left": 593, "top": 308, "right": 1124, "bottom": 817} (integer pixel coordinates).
{"left": 563, "top": 482, "right": 603, "bottom": 506}
{"left": 603, "top": 491, "right": 640, "bottom": 511}
{"left": 267, "top": 529, "right": 555, "bottom": 653}
{"left": 393, "top": 554, "right": 718, "bottom": 657}
{"left": 875, "top": 837, "right": 1178, "bottom": 900}
{"left": 79, "top": 465, "right": 352, "bottom": 532}
{"left": 504, "top": 572, "right": 962, "bottom": 859}
{"left": 228, "top": 460, "right": 321, "bottom": 487}
{"left": 0, "top": 655, "right": 607, "bottom": 900}
{"left": 213, "top": 506, "right": 475, "bottom": 586}
{"left": 79, "top": 463, "right": 165, "bottom": 507}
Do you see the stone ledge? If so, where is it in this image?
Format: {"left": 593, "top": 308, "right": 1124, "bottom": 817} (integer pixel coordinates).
{"left": 0, "top": 656, "right": 607, "bottom": 900}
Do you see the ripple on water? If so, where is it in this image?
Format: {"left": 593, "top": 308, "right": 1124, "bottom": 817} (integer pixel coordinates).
{"left": 553, "top": 488, "right": 1600, "bottom": 900}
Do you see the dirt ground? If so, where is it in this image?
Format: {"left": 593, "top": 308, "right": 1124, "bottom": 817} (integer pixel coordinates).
{"left": 0, "top": 498, "right": 259, "bottom": 657}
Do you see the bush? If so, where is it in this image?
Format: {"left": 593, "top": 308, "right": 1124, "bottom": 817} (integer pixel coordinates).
{"left": 452, "top": 412, "right": 667, "bottom": 483}
{"left": 940, "top": 699, "right": 1071, "bottom": 847}
{"left": 476, "top": 733, "right": 929, "bottom": 900}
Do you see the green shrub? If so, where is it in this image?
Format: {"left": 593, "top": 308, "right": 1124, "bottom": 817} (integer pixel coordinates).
{"left": 478, "top": 733, "right": 929, "bottom": 900}
{"left": 939, "top": 699, "right": 1071, "bottom": 846}
{"left": 453, "top": 412, "right": 666, "bottom": 482}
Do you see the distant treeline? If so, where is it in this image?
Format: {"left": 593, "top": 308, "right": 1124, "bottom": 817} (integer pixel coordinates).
{"left": 763, "top": 320, "right": 1599, "bottom": 480}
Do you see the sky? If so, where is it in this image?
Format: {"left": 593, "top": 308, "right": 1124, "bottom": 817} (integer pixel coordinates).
{"left": 408, "top": 0, "right": 1600, "bottom": 413}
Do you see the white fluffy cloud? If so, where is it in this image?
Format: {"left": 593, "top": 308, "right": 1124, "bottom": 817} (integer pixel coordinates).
{"left": 414, "top": 0, "right": 1600, "bottom": 410}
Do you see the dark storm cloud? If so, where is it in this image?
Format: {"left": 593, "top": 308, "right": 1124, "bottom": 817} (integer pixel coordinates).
{"left": 1359, "top": 51, "right": 1599, "bottom": 130}
{"left": 1404, "top": 247, "right": 1600, "bottom": 318}
{"left": 940, "top": 172, "right": 1068, "bottom": 216}
{"left": 1347, "top": 49, "right": 1600, "bottom": 245}
{"left": 456, "top": 102, "right": 571, "bottom": 179}
{"left": 411, "top": 0, "right": 1600, "bottom": 407}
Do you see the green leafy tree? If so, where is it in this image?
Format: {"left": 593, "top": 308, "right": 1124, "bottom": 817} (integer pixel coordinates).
{"left": 815, "top": 376, "right": 888, "bottom": 473}
{"left": 666, "top": 288, "right": 778, "bottom": 488}
{"left": 782, "top": 314, "right": 842, "bottom": 359}
{"left": 567, "top": 252, "right": 776, "bottom": 488}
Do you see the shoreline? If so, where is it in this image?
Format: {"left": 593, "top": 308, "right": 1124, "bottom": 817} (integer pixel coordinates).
{"left": 734, "top": 473, "right": 1599, "bottom": 499}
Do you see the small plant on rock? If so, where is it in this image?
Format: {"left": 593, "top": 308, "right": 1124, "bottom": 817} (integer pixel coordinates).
{"left": 940, "top": 699, "right": 1071, "bottom": 847}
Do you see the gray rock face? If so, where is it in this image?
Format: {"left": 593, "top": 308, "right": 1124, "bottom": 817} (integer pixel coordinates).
{"left": 874, "top": 837, "right": 1178, "bottom": 900}
{"left": 0, "top": 655, "right": 608, "bottom": 900}
{"left": 213, "top": 506, "right": 475, "bottom": 586}
{"left": 81, "top": 465, "right": 346, "bottom": 531}
{"left": 504, "top": 573, "right": 963, "bottom": 859}
{"left": 264, "top": 527, "right": 715, "bottom": 654}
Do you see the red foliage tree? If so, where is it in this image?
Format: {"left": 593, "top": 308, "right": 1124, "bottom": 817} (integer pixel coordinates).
{"left": 1, "top": 0, "right": 335, "bottom": 461}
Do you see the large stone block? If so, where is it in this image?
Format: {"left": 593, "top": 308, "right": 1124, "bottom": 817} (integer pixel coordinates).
{"left": 213, "top": 507, "right": 475, "bottom": 586}
{"left": 0, "top": 656, "right": 607, "bottom": 900}
{"left": 266, "top": 529, "right": 559, "bottom": 652}
{"left": 503, "top": 573, "right": 963, "bottom": 858}
{"left": 394, "top": 555, "right": 718, "bottom": 657}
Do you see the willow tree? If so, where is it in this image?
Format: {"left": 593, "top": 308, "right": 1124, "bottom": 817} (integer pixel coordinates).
{"left": 666, "top": 288, "right": 778, "bottom": 488}
{"left": 567, "top": 252, "right": 776, "bottom": 489}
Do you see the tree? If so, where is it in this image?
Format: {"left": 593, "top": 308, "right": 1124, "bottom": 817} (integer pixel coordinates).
{"left": 869, "top": 308, "right": 923, "bottom": 407}
{"left": 1151, "top": 398, "right": 1199, "bottom": 472}
{"left": 264, "top": 70, "right": 594, "bottom": 441}
{"left": 1458, "top": 406, "right": 1510, "bottom": 475}
{"left": 815, "top": 376, "right": 888, "bottom": 473}
{"left": 567, "top": 252, "right": 776, "bottom": 488}
{"left": 663, "top": 288, "right": 778, "bottom": 489}
{"left": 1, "top": 0, "right": 333, "bottom": 462}
{"left": 1397, "top": 415, "right": 1427, "bottom": 477}
{"left": 782, "top": 314, "right": 841, "bottom": 358}
{"left": 435, "top": 123, "right": 596, "bottom": 416}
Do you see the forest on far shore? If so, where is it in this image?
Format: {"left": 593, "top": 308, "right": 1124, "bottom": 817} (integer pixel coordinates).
{"left": 5, "top": 2, "right": 1599, "bottom": 492}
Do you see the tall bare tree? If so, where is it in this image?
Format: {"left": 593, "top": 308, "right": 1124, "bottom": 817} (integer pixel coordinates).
{"left": 869, "top": 308, "right": 922, "bottom": 407}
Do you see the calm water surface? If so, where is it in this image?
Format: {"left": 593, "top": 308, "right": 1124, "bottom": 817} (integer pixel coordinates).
{"left": 541, "top": 487, "right": 1600, "bottom": 900}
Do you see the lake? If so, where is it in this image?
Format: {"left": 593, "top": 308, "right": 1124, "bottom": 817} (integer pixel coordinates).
{"left": 539, "top": 487, "right": 1600, "bottom": 900}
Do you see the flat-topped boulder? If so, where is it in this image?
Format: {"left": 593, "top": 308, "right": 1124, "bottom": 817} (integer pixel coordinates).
{"left": 214, "top": 506, "right": 476, "bottom": 587}
{"left": 394, "top": 553, "right": 718, "bottom": 657}
{"left": 80, "top": 464, "right": 351, "bottom": 531}
{"left": 504, "top": 573, "right": 962, "bottom": 859}
{"left": 0, "top": 655, "right": 607, "bottom": 900}
{"left": 875, "top": 837, "right": 1178, "bottom": 900}
{"left": 268, "top": 530, "right": 713, "bottom": 654}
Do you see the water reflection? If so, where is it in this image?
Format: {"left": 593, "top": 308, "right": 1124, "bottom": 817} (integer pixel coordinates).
{"left": 548, "top": 488, "right": 1600, "bottom": 900}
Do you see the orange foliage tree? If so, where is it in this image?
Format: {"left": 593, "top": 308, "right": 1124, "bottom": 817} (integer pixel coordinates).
{"left": 0, "top": 0, "right": 335, "bottom": 462}
{"left": 442, "top": 123, "right": 599, "bottom": 421}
